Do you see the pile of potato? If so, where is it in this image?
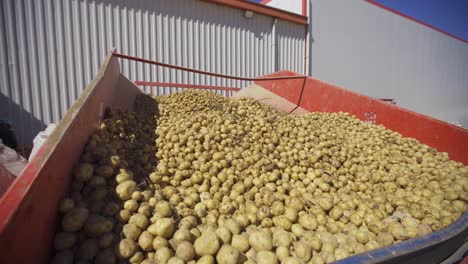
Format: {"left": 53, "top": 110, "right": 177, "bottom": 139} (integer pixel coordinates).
{"left": 51, "top": 90, "right": 467, "bottom": 264}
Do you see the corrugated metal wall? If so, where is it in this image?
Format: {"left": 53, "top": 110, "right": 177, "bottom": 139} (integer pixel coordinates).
{"left": 310, "top": 0, "right": 468, "bottom": 127}
{"left": 277, "top": 19, "right": 305, "bottom": 73}
{"left": 0, "top": 0, "right": 306, "bottom": 144}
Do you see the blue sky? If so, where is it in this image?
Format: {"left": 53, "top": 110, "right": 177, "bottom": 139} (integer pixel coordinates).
{"left": 373, "top": 0, "right": 468, "bottom": 41}
{"left": 250, "top": 0, "right": 467, "bottom": 41}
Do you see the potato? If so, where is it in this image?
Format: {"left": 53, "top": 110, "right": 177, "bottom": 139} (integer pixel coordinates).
{"left": 365, "top": 240, "right": 380, "bottom": 250}
{"left": 375, "top": 232, "right": 394, "bottom": 247}
{"left": 155, "top": 201, "right": 173, "bottom": 217}
{"left": 95, "top": 248, "right": 116, "bottom": 264}
{"left": 129, "top": 252, "right": 144, "bottom": 263}
{"left": 179, "top": 216, "right": 199, "bottom": 229}
{"left": 173, "top": 227, "right": 195, "bottom": 247}
{"left": 321, "top": 241, "right": 336, "bottom": 254}
{"left": 293, "top": 241, "right": 312, "bottom": 262}
{"left": 335, "top": 248, "right": 349, "bottom": 260}
{"left": 154, "top": 247, "right": 173, "bottom": 263}
{"left": 272, "top": 229, "right": 293, "bottom": 247}
{"left": 284, "top": 207, "right": 298, "bottom": 223}
{"left": 282, "top": 257, "right": 305, "bottom": 264}
{"left": 355, "top": 230, "right": 369, "bottom": 244}
{"left": 301, "top": 232, "right": 321, "bottom": 251}
{"left": 103, "top": 202, "right": 120, "bottom": 216}
{"left": 116, "top": 180, "right": 137, "bottom": 201}
{"left": 350, "top": 213, "right": 363, "bottom": 226}
{"left": 89, "top": 187, "right": 108, "bottom": 201}
{"left": 62, "top": 208, "right": 89, "bottom": 232}
{"left": 117, "top": 239, "right": 138, "bottom": 259}
{"left": 153, "top": 236, "right": 169, "bottom": 250}
{"left": 206, "top": 199, "right": 219, "bottom": 211}
{"left": 298, "top": 214, "right": 317, "bottom": 230}
{"left": 225, "top": 219, "right": 242, "bottom": 235}
{"left": 50, "top": 250, "right": 74, "bottom": 264}
{"left": 118, "top": 209, "right": 132, "bottom": 223}
{"left": 59, "top": 198, "right": 75, "bottom": 213}
{"left": 77, "top": 238, "right": 98, "bottom": 260}
{"left": 325, "top": 222, "right": 341, "bottom": 234}
{"left": 154, "top": 251, "right": 166, "bottom": 262}
{"left": 148, "top": 218, "right": 174, "bottom": 238}
{"left": 71, "top": 180, "right": 83, "bottom": 192}
{"left": 276, "top": 245, "right": 289, "bottom": 261}
{"left": 271, "top": 201, "right": 285, "bottom": 216}
{"left": 329, "top": 207, "right": 343, "bottom": 220}
{"left": 167, "top": 257, "right": 185, "bottom": 264}
{"left": 53, "top": 232, "right": 77, "bottom": 250}
{"left": 320, "top": 251, "right": 336, "bottom": 263}
{"left": 233, "top": 214, "right": 250, "bottom": 228}
{"left": 216, "top": 245, "right": 240, "bottom": 264}
{"left": 194, "top": 229, "right": 220, "bottom": 256}
{"left": 249, "top": 230, "right": 272, "bottom": 251}
{"left": 129, "top": 213, "right": 149, "bottom": 230}
{"left": 257, "top": 250, "right": 278, "bottom": 264}
{"left": 318, "top": 195, "right": 334, "bottom": 211}
{"left": 273, "top": 215, "right": 292, "bottom": 230}
{"left": 95, "top": 165, "right": 114, "bottom": 178}
{"left": 291, "top": 224, "right": 304, "bottom": 237}
{"left": 124, "top": 200, "right": 139, "bottom": 212}
{"left": 99, "top": 232, "right": 115, "bottom": 248}
{"left": 116, "top": 170, "right": 133, "bottom": 184}
{"left": 123, "top": 223, "right": 142, "bottom": 241}
{"left": 231, "top": 233, "right": 250, "bottom": 253}
{"left": 389, "top": 222, "right": 410, "bottom": 240}
{"left": 138, "top": 231, "right": 155, "bottom": 251}
{"left": 74, "top": 163, "right": 94, "bottom": 182}
{"left": 84, "top": 214, "right": 114, "bottom": 236}
{"left": 141, "top": 259, "right": 157, "bottom": 264}
{"left": 216, "top": 226, "right": 232, "bottom": 244}
{"left": 197, "top": 255, "right": 215, "bottom": 264}
{"left": 310, "top": 254, "right": 325, "bottom": 264}
{"left": 417, "top": 224, "right": 432, "bottom": 236}
{"left": 176, "top": 241, "right": 196, "bottom": 261}
{"left": 109, "top": 155, "right": 120, "bottom": 168}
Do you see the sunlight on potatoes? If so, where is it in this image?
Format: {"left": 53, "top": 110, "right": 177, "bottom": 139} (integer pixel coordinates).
{"left": 51, "top": 90, "right": 467, "bottom": 264}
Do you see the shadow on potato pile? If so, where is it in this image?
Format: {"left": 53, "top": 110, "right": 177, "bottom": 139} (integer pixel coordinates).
{"left": 51, "top": 90, "right": 467, "bottom": 264}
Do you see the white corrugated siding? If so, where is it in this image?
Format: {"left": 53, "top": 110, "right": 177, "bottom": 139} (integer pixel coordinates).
{"left": 277, "top": 19, "right": 305, "bottom": 74}
{"left": 0, "top": 0, "right": 306, "bottom": 144}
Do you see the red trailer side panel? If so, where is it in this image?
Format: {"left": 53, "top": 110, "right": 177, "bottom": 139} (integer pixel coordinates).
{"left": 0, "top": 52, "right": 141, "bottom": 264}
{"left": 255, "top": 71, "right": 468, "bottom": 165}
{"left": 255, "top": 71, "right": 307, "bottom": 106}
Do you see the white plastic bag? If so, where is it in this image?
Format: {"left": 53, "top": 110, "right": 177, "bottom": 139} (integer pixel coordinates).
{"left": 29, "top": 123, "right": 57, "bottom": 161}
{"left": 0, "top": 142, "right": 28, "bottom": 196}
{"left": 0, "top": 142, "right": 27, "bottom": 176}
